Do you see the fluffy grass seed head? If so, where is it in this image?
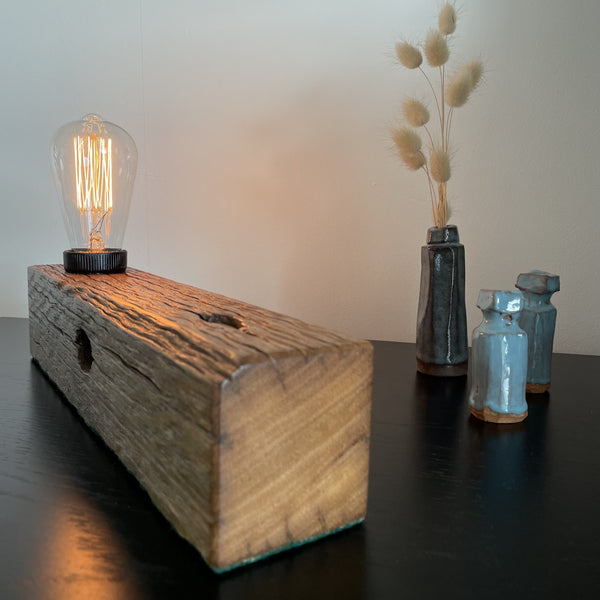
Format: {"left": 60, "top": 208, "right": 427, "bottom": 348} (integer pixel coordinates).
{"left": 446, "top": 67, "right": 473, "bottom": 107}
{"left": 430, "top": 147, "right": 451, "bottom": 182}
{"left": 402, "top": 98, "right": 430, "bottom": 127}
{"left": 464, "top": 59, "right": 484, "bottom": 90}
{"left": 424, "top": 29, "right": 449, "bottom": 67}
{"left": 401, "top": 150, "right": 426, "bottom": 171}
{"left": 395, "top": 41, "right": 423, "bottom": 69}
{"left": 446, "top": 60, "right": 484, "bottom": 107}
{"left": 392, "top": 126, "right": 425, "bottom": 171}
{"left": 438, "top": 3, "right": 457, "bottom": 35}
{"left": 392, "top": 126, "right": 422, "bottom": 154}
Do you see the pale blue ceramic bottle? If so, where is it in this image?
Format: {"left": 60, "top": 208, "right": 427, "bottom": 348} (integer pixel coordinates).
{"left": 469, "top": 290, "right": 528, "bottom": 423}
{"left": 516, "top": 271, "right": 560, "bottom": 394}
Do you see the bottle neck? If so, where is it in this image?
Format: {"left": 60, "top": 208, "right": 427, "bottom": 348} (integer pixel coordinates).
{"left": 522, "top": 291, "right": 553, "bottom": 308}
{"left": 482, "top": 310, "right": 521, "bottom": 328}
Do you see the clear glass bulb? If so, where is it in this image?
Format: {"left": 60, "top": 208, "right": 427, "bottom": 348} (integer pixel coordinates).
{"left": 51, "top": 114, "right": 137, "bottom": 273}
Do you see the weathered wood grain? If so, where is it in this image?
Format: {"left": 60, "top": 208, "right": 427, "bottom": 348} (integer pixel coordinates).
{"left": 27, "top": 265, "right": 373, "bottom": 572}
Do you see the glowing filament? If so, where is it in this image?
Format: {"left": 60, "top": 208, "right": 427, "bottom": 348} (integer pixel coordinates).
{"left": 73, "top": 135, "right": 112, "bottom": 249}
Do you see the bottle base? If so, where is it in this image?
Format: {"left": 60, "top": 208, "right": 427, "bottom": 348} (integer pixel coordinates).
{"left": 416, "top": 359, "right": 468, "bottom": 377}
{"left": 526, "top": 382, "right": 550, "bottom": 394}
{"left": 470, "top": 405, "right": 528, "bottom": 424}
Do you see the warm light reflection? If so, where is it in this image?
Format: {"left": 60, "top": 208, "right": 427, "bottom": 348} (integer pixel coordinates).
{"left": 74, "top": 134, "right": 113, "bottom": 249}
{"left": 37, "top": 492, "right": 143, "bottom": 600}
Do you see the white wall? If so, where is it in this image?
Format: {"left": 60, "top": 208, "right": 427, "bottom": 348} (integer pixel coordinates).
{"left": 1, "top": 0, "right": 599, "bottom": 355}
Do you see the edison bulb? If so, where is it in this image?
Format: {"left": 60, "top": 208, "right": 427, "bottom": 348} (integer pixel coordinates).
{"left": 51, "top": 114, "right": 137, "bottom": 273}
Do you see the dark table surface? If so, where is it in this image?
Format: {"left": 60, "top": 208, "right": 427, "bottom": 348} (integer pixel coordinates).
{"left": 1, "top": 316, "right": 599, "bottom": 599}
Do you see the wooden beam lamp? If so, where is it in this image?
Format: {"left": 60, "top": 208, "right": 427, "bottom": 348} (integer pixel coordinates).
{"left": 29, "top": 115, "right": 374, "bottom": 572}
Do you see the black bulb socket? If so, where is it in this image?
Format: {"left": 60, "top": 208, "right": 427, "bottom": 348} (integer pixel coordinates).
{"left": 63, "top": 249, "right": 127, "bottom": 274}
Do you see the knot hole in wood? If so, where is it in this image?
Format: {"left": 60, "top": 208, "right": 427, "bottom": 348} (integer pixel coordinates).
{"left": 198, "top": 312, "right": 247, "bottom": 331}
{"left": 75, "top": 328, "right": 94, "bottom": 372}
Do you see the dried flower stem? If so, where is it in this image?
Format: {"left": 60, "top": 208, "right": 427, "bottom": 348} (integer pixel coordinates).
{"left": 423, "top": 125, "right": 435, "bottom": 151}
{"left": 414, "top": 61, "right": 450, "bottom": 226}
{"left": 445, "top": 107, "right": 454, "bottom": 148}
{"left": 440, "top": 66, "right": 446, "bottom": 150}
{"left": 393, "top": 5, "right": 483, "bottom": 228}
{"left": 419, "top": 67, "right": 442, "bottom": 131}
{"left": 423, "top": 164, "right": 438, "bottom": 224}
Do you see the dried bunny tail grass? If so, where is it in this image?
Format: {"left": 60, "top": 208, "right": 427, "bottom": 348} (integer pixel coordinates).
{"left": 395, "top": 42, "right": 423, "bottom": 69}
{"left": 424, "top": 29, "right": 449, "bottom": 67}
{"left": 430, "top": 147, "right": 451, "bottom": 182}
{"left": 402, "top": 98, "right": 430, "bottom": 127}
{"left": 402, "top": 151, "right": 426, "bottom": 171}
{"left": 446, "top": 60, "right": 485, "bottom": 107}
{"left": 438, "top": 3, "right": 457, "bottom": 35}
{"left": 392, "top": 126, "right": 422, "bottom": 154}
{"left": 392, "top": 126, "right": 425, "bottom": 170}
{"left": 445, "top": 67, "right": 473, "bottom": 107}
{"left": 464, "top": 59, "right": 484, "bottom": 90}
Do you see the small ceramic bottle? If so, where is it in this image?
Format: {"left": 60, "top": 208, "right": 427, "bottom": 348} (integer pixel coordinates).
{"left": 516, "top": 271, "right": 560, "bottom": 393}
{"left": 469, "top": 290, "right": 528, "bottom": 423}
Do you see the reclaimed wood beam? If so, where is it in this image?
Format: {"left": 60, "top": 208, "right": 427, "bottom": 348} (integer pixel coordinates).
{"left": 28, "top": 265, "right": 373, "bottom": 572}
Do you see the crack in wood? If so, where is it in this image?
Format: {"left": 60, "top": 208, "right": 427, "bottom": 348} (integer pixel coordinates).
{"left": 99, "top": 345, "right": 163, "bottom": 393}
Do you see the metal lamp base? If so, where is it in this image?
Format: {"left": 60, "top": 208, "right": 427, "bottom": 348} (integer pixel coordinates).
{"left": 63, "top": 249, "right": 127, "bottom": 274}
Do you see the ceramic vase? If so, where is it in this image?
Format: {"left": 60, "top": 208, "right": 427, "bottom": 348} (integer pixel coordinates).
{"left": 416, "top": 225, "right": 468, "bottom": 376}
{"left": 516, "top": 270, "right": 560, "bottom": 393}
{"left": 469, "top": 290, "right": 528, "bottom": 423}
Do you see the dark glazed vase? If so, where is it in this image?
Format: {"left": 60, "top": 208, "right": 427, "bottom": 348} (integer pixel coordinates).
{"left": 516, "top": 270, "right": 560, "bottom": 393}
{"left": 416, "top": 225, "right": 468, "bottom": 376}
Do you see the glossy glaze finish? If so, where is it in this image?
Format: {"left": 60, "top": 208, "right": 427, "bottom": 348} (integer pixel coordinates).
{"left": 516, "top": 271, "right": 560, "bottom": 393}
{"left": 469, "top": 290, "right": 528, "bottom": 423}
{"left": 416, "top": 225, "right": 468, "bottom": 376}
